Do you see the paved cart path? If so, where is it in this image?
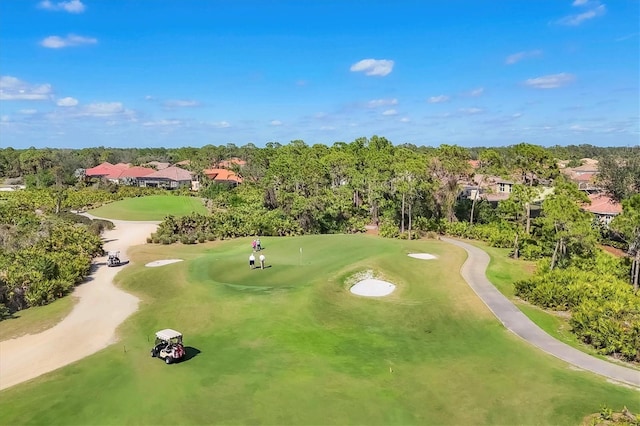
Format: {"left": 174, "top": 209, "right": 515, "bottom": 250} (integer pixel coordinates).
{"left": 442, "top": 237, "right": 640, "bottom": 388}
{"left": 0, "top": 218, "right": 158, "bottom": 391}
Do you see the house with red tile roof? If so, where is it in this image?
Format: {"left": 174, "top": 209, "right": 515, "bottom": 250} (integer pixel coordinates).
{"left": 583, "top": 193, "right": 622, "bottom": 225}
{"left": 138, "top": 166, "right": 193, "bottom": 189}
{"left": 216, "top": 157, "right": 246, "bottom": 169}
{"left": 203, "top": 168, "right": 243, "bottom": 185}
{"left": 84, "top": 162, "right": 130, "bottom": 179}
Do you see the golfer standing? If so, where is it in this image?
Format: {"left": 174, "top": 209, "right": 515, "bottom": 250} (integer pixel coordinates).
{"left": 259, "top": 253, "right": 265, "bottom": 269}
{"left": 249, "top": 253, "right": 256, "bottom": 269}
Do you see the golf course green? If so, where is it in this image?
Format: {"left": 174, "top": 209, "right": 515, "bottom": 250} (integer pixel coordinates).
{"left": 0, "top": 234, "right": 637, "bottom": 425}
{"left": 89, "top": 195, "right": 207, "bottom": 220}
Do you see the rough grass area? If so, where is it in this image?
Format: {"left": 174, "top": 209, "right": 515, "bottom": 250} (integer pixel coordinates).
{"left": 89, "top": 195, "right": 207, "bottom": 221}
{"left": 0, "top": 235, "right": 637, "bottom": 425}
{"left": 0, "top": 296, "right": 76, "bottom": 341}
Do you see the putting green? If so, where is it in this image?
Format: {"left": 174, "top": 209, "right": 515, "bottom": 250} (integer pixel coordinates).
{"left": 89, "top": 195, "right": 207, "bottom": 221}
{"left": 0, "top": 235, "right": 637, "bottom": 425}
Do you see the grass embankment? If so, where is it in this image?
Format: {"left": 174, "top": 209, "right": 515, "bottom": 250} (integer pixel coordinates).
{"left": 475, "top": 241, "right": 639, "bottom": 369}
{"left": 89, "top": 195, "right": 207, "bottom": 221}
{"left": 0, "top": 235, "right": 637, "bottom": 425}
{"left": 0, "top": 296, "right": 75, "bottom": 341}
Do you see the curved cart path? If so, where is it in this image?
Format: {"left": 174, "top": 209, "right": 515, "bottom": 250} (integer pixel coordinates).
{"left": 0, "top": 218, "right": 159, "bottom": 391}
{"left": 442, "top": 237, "right": 640, "bottom": 388}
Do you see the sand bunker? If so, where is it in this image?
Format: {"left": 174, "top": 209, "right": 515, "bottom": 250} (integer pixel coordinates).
{"left": 145, "top": 259, "right": 184, "bottom": 267}
{"left": 350, "top": 279, "right": 396, "bottom": 297}
{"left": 408, "top": 253, "right": 437, "bottom": 260}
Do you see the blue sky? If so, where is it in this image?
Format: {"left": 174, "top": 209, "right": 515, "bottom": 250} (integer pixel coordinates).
{"left": 0, "top": 0, "right": 638, "bottom": 149}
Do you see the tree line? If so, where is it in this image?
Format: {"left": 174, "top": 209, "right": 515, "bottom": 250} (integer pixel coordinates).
{"left": 1, "top": 139, "right": 638, "bottom": 361}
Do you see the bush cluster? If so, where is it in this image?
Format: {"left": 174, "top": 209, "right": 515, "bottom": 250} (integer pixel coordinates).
{"left": 0, "top": 221, "right": 103, "bottom": 315}
{"left": 515, "top": 254, "right": 640, "bottom": 362}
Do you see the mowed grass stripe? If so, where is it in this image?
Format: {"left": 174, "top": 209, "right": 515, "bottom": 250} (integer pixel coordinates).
{"left": 89, "top": 195, "right": 207, "bottom": 220}
{"left": 0, "top": 235, "right": 637, "bottom": 425}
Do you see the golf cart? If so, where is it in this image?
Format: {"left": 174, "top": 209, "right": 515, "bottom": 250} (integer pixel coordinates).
{"left": 150, "top": 329, "right": 185, "bottom": 364}
{"left": 107, "top": 251, "right": 122, "bottom": 267}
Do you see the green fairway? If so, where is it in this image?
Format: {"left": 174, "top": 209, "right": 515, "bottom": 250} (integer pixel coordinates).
{"left": 89, "top": 195, "right": 207, "bottom": 220}
{"left": 0, "top": 235, "right": 637, "bottom": 425}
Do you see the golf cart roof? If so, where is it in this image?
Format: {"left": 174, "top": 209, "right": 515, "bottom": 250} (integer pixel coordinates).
{"left": 107, "top": 251, "right": 120, "bottom": 256}
{"left": 155, "top": 329, "right": 182, "bottom": 340}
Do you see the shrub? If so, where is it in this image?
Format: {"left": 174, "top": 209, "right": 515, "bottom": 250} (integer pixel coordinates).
{"left": 378, "top": 221, "right": 399, "bottom": 238}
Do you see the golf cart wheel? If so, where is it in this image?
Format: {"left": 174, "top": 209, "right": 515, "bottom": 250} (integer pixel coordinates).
{"left": 165, "top": 356, "right": 172, "bottom": 365}
{"left": 150, "top": 349, "right": 156, "bottom": 357}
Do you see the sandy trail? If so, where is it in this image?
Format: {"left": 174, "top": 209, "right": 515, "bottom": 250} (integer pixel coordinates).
{"left": 0, "top": 219, "right": 158, "bottom": 391}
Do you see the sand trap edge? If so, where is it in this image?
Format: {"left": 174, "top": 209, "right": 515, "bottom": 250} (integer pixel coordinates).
{"left": 145, "top": 259, "right": 184, "bottom": 267}
{"left": 408, "top": 253, "right": 437, "bottom": 260}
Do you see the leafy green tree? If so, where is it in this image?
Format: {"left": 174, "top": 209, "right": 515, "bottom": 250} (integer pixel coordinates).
{"left": 430, "top": 144, "right": 471, "bottom": 222}
{"left": 509, "top": 142, "right": 557, "bottom": 185}
{"left": 610, "top": 194, "right": 640, "bottom": 291}
{"left": 540, "top": 178, "right": 597, "bottom": 270}
{"left": 597, "top": 151, "right": 640, "bottom": 202}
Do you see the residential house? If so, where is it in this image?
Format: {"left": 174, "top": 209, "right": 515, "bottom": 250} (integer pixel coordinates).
{"left": 560, "top": 159, "right": 601, "bottom": 192}
{"left": 583, "top": 193, "right": 622, "bottom": 226}
{"left": 116, "top": 166, "right": 156, "bottom": 185}
{"left": 216, "top": 157, "right": 246, "bottom": 169}
{"left": 203, "top": 168, "right": 243, "bottom": 185}
{"left": 84, "top": 162, "right": 130, "bottom": 180}
{"left": 138, "top": 166, "right": 193, "bottom": 189}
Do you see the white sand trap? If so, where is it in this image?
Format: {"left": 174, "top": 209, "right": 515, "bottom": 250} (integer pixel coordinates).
{"left": 408, "top": 253, "right": 437, "bottom": 260}
{"left": 350, "top": 279, "right": 396, "bottom": 297}
{"left": 145, "top": 259, "right": 183, "bottom": 267}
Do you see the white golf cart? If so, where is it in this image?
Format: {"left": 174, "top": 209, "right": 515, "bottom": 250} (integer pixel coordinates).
{"left": 150, "top": 329, "right": 185, "bottom": 364}
{"left": 107, "top": 251, "right": 122, "bottom": 267}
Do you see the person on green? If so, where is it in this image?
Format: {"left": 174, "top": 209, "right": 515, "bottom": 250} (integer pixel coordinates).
{"left": 259, "top": 253, "right": 265, "bottom": 269}
{"left": 249, "top": 253, "right": 255, "bottom": 269}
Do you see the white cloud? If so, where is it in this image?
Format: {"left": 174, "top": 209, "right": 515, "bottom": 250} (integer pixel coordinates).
{"left": 469, "top": 87, "right": 484, "bottom": 97}
{"left": 524, "top": 73, "right": 575, "bottom": 89}
{"left": 382, "top": 109, "right": 397, "bottom": 116}
{"left": 41, "top": 34, "right": 97, "bottom": 48}
{"left": 84, "top": 102, "right": 125, "bottom": 116}
{"left": 367, "top": 98, "right": 398, "bottom": 108}
{"left": 459, "top": 107, "right": 484, "bottom": 115}
{"left": 350, "top": 59, "right": 394, "bottom": 76}
{"left": 56, "top": 96, "right": 78, "bottom": 107}
{"left": 142, "top": 119, "right": 182, "bottom": 127}
{"left": 270, "top": 120, "right": 283, "bottom": 126}
{"left": 570, "top": 124, "right": 589, "bottom": 132}
{"left": 18, "top": 109, "right": 38, "bottom": 114}
{"left": 0, "top": 76, "right": 53, "bottom": 100}
{"left": 428, "top": 95, "right": 450, "bottom": 103}
{"left": 505, "top": 49, "right": 543, "bottom": 65}
{"left": 163, "top": 99, "right": 200, "bottom": 108}
{"left": 212, "top": 121, "right": 230, "bottom": 128}
{"left": 400, "top": 117, "right": 411, "bottom": 123}
{"left": 572, "top": 0, "right": 589, "bottom": 6}
{"left": 38, "top": 0, "right": 86, "bottom": 13}
{"left": 557, "top": 4, "right": 606, "bottom": 26}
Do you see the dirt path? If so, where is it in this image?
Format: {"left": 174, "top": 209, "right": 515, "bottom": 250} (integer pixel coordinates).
{"left": 0, "top": 219, "right": 158, "bottom": 391}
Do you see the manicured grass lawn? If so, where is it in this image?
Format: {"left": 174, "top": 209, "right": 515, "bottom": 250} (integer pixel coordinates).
{"left": 89, "top": 195, "right": 207, "bottom": 220}
{"left": 0, "top": 296, "right": 76, "bottom": 341}
{"left": 0, "top": 235, "right": 637, "bottom": 425}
